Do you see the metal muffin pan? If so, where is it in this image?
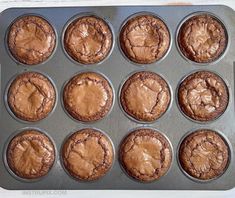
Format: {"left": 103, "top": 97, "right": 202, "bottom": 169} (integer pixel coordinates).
{"left": 0, "top": 5, "right": 235, "bottom": 190}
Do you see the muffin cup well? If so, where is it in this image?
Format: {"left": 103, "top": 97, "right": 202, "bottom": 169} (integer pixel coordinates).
{"left": 176, "top": 128, "right": 232, "bottom": 183}
{"left": 3, "top": 127, "right": 57, "bottom": 183}
{"left": 118, "top": 11, "right": 172, "bottom": 66}
{"left": 5, "top": 13, "right": 58, "bottom": 66}
{"left": 118, "top": 70, "right": 173, "bottom": 124}
{"left": 4, "top": 70, "right": 58, "bottom": 124}
{"left": 176, "top": 11, "right": 229, "bottom": 65}
{"left": 61, "top": 69, "right": 115, "bottom": 124}
{"left": 60, "top": 127, "right": 115, "bottom": 182}
{"left": 118, "top": 126, "right": 173, "bottom": 183}
{"left": 61, "top": 12, "right": 115, "bottom": 66}
{"left": 175, "top": 69, "right": 230, "bottom": 124}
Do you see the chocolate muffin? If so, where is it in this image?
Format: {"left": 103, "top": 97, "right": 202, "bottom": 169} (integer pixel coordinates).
{"left": 64, "top": 16, "right": 112, "bottom": 64}
{"left": 7, "top": 129, "right": 55, "bottom": 179}
{"left": 8, "top": 15, "right": 56, "bottom": 65}
{"left": 178, "top": 71, "right": 228, "bottom": 122}
{"left": 62, "top": 128, "right": 114, "bottom": 181}
{"left": 63, "top": 72, "right": 113, "bottom": 122}
{"left": 120, "top": 71, "right": 170, "bottom": 122}
{"left": 179, "top": 129, "right": 229, "bottom": 180}
{"left": 178, "top": 14, "right": 227, "bottom": 63}
{"left": 119, "top": 14, "right": 170, "bottom": 64}
{"left": 119, "top": 128, "right": 172, "bottom": 182}
{"left": 7, "top": 72, "right": 56, "bottom": 122}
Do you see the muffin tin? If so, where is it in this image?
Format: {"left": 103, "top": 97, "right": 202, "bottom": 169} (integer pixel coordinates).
{"left": 0, "top": 5, "right": 235, "bottom": 190}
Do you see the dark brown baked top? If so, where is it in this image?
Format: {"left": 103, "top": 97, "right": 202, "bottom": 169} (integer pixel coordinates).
{"left": 120, "top": 71, "right": 170, "bottom": 122}
{"left": 63, "top": 72, "right": 113, "bottom": 122}
{"left": 119, "top": 15, "right": 170, "bottom": 64}
{"left": 178, "top": 14, "right": 227, "bottom": 63}
{"left": 64, "top": 16, "right": 112, "bottom": 64}
{"left": 7, "top": 130, "right": 55, "bottom": 179}
{"left": 119, "top": 128, "right": 172, "bottom": 182}
{"left": 178, "top": 71, "right": 228, "bottom": 121}
{"left": 179, "top": 129, "right": 229, "bottom": 180}
{"left": 8, "top": 72, "right": 56, "bottom": 122}
{"left": 62, "top": 128, "right": 114, "bottom": 181}
{"left": 8, "top": 15, "right": 56, "bottom": 65}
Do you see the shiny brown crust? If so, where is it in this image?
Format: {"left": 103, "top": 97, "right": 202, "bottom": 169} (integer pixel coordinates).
{"left": 120, "top": 71, "right": 170, "bottom": 122}
{"left": 8, "top": 15, "right": 56, "bottom": 65}
{"left": 63, "top": 72, "right": 113, "bottom": 122}
{"left": 178, "top": 14, "right": 227, "bottom": 63}
{"left": 178, "top": 71, "right": 228, "bottom": 121}
{"left": 8, "top": 72, "right": 56, "bottom": 122}
{"left": 179, "top": 129, "right": 229, "bottom": 180}
{"left": 64, "top": 16, "right": 112, "bottom": 64}
{"left": 119, "top": 128, "right": 172, "bottom": 182}
{"left": 120, "top": 14, "right": 170, "bottom": 64}
{"left": 7, "top": 130, "right": 55, "bottom": 179}
{"left": 62, "top": 128, "right": 114, "bottom": 181}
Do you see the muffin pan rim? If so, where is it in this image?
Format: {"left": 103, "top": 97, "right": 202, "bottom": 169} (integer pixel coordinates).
{"left": 4, "top": 13, "right": 58, "bottom": 67}
{"left": 176, "top": 127, "right": 232, "bottom": 183}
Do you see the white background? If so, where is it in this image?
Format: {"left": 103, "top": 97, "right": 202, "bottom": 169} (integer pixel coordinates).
{"left": 0, "top": 1, "right": 234, "bottom": 197}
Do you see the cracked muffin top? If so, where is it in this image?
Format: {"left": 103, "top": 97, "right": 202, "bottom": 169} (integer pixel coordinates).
{"left": 7, "top": 129, "right": 55, "bottom": 179}
{"left": 62, "top": 128, "right": 114, "bottom": 181}
{"left": 178, "top": 71, "right": 228, "bottom": 122}
{"left": 177, "top": 14, "right": 227, "bottom": 63}
{"left": 64, "top": 16, "right": 113, "bottom": 64}
{"left": 120, "top": 71, "right": 170, "bottom": 122}
{"left": 8, "top": 15, "right": 56, "bottom": 65}
{"left": 119, "top": 14, "right": 170, "bottom": 64}
{"left": 7, "top": 71, "right": 56, "bottom": 122}
{"left": 179, "top": 129, "right": 229, "bottom": 180}
{"left": 63, "top": 72, "right": 113, "bottom": 122}
{"left": 119, "top": 128, "right": 172, "bottom": 182}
